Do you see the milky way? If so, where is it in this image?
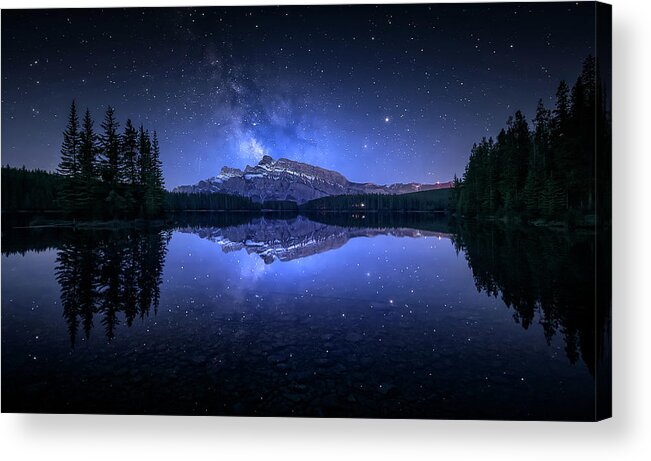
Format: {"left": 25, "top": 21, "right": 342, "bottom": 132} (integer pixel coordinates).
{"left": 1, "top": 3, "right": 598, "bottom": 188}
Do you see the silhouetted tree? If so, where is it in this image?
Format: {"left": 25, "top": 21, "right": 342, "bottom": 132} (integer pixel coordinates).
{"left": 78, "top": 109, "right": 99, "bottom": 214}
{"left": 7, "top": 100, "right": 169, "bottom": 218}
{"left": 149, "top": 130, "right": 165, "bottom": 214}
{"left": 122, "top": 119, "right": 139, "bottom": 186}
{"left": 57, "top": 101, "right": 82, "bottom": 215}
{"left": 99, "top": 106, "right": 121, "bottom": 185}
{"left": 455, "top": 56, "right": 610, "bottom": 224}
{"left": 79, "top": 109, "right": 97, "bottom": 180}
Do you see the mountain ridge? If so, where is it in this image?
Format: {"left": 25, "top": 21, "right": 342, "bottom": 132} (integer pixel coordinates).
{"left": 173, "top": 155, "right": 452, "bottom": 204}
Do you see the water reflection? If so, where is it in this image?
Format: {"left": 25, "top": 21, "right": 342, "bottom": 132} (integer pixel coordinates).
{"left": 1, "top": 213, "right": 609, "bottom": 418}
{"left": 2, "top": 213, "right": 607, "bottom": 367}
{"left": 449, "top": 220, "right": 610, "bottom": 376}
{"left": 51, "top": 228, "right": 168, "bottom": 346}
{"left": 178, "top": 214, "right": 451, "bottom": 263}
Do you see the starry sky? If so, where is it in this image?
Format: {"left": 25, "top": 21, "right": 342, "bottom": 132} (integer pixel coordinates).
{"left": 1, "top": 3, "right": 598, "bottom": 188}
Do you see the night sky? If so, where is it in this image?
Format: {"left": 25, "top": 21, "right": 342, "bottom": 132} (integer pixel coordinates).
{"left": 1, "top": 3, "right": 598, "bottom": 188}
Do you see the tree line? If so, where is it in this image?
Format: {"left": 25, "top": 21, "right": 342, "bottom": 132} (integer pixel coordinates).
{"left": 300, "top": 188, "right": 450, "bottom": 212}
{"left": 1, "top": 166, "right": 63, "bottom": 212}
{"left": 451, "top": 56, "right": 611, "bottom": 224}
{"left": 1, "top": 167, "right": 265, "bottom": 214}
{"left": 164, "top": 191, "right": 260, "bottom": 211}
{"left": 57, "top": 101, "right": 165, "bottom": 218}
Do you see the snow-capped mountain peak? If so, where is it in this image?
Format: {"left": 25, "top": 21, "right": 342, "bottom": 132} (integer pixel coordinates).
{"left": 173, "top": 155, "right": 451, "bottom": 204}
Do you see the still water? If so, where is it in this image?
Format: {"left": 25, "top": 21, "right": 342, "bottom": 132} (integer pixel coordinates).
{"left": 1, "top": 213, "right": 609, "bottom": 419}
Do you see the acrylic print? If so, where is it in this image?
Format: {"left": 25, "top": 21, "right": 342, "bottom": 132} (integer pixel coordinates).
{"left": 1, "top": 2, "right": 611, "bottom": 420}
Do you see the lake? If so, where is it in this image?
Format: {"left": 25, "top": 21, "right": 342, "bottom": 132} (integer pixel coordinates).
{"left": 1, "top": 213, "right": 610, "bottom": 419}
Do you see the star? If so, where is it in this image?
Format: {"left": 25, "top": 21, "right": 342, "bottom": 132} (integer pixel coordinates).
{"left": 1, "top": 3, "right": 601, "bottom": 188}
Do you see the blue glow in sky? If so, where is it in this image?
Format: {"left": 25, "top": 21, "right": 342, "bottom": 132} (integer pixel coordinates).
{"left": 1, "top": 3, "right": 596, "bottom": 188}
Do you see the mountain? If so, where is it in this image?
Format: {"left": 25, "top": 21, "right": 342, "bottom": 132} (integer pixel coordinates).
{"left": 173, "top": 155, "right": 452, "bottom": 204}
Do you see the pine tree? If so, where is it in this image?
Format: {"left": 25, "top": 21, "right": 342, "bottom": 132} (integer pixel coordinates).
{"left": 48, "top": 100, "right": 169, "bottom": 219}
{"left": 122, "top": 119, "right": 139, "bottom": 186}
{"left": 571, "top": 55, "right": 597, "bottom": 211}
{"left": 553, "top": 80, "right": 570, "bottom": 129}
{"left": 99, "top": 106, "right": 121, "bottom": 185}
{"left": 58, "top": 100, "right": 80, "bottom": 177}
{"left": 532, "top": 99, "right": 551, "bottom": 175}
{"left": 150, "top": 130, "right": 165, "bottom": 214}
{"left": 449, "top": 174, "right": 461, "bottom": 213}
{"left": 77, "top": 109, "right": 98, "bottom": 214}
{"left": 138, "top": 126, "right": 154, "bottom": 216}
{"left": 138, "top": 125, "right": 152, "bottom": 186}
{"left": 57, "top": 100, "right": 82, "bottom": 215}
{"left": 79, "top": 109, "right": 97, "bottom": 179}
{"left": 498, "top": 111, "right": 531, "bottom": 214}
{"left": 454, "top": 56, "right": 609, "bottom": 224}
{"left": 551, "top": 80, "right": 572, "bottom": 211}
{"left": 120, "top": 119, "right": 140, "bottom": 214}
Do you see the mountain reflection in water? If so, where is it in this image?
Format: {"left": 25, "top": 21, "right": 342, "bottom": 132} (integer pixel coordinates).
{"left": 1, "top": 213, "right": 609, "bottom": 419}
{"left": 178, "top": 215, "right": 452, "bottom": 264}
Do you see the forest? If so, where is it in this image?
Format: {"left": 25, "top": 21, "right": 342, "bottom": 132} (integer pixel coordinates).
{"left": 164, "top": 191, "right": 260, "bottom": 211}
{"left": 300, "top": 188, "right": 450, "bottom": 212}
{"left": 451, "top": 55, "right": 611, "bottom": 225}
{"left": 1, "top": 166, "right": 63, "bottom": 212}
{"left": 59, "top": 101, "right": 166, "bottom": 218}
{"left": 2, "top": 101, "right": 166, "bottom": 219}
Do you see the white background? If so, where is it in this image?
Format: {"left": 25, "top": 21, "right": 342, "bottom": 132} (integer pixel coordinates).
{"left": 1, "top": 0, "right": 649, "bottom": 459}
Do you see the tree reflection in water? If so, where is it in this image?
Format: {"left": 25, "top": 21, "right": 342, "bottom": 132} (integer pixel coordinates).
{"left": 5, "top": 213, "right": 609, "bottom": 374}
{"left": 449, "top": 219, "right": 610, "bottom": 376}
{"left": 54, "top": 228, "right": 171, "bottom": 346}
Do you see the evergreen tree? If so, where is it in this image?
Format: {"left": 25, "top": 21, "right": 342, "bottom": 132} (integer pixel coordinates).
{"left": 11, "top": 100, "right": 171, "bottom": 219}
{"left": 454, "top": 56, "right": 610, "bottom": 224}
{"left": 122, "top": 119, "right": 139, "bottom": 186}
{"left": 551, "top": 80, "right": 572, "bottom": 210}
{"left": 121, "top": 119, "right": 139, "bottom": 213}
{"left": 553, "top": 80, "right": 570, "bottom": 128}
{"left": 58, "top": 100, "right": 80, "bottom": 178}
{"left": 57, "top": 100, "right": 82, "bottom": 215}
{"left": 78, "top": 109, "right": 98, "bottom": 214}
{"left": 99, "top": 106, "right": 121, "bottom": 185}
{"left": 532, "top": 99, "right": 551, "bottom": 175}
{"left": 571, "top": 55, "right": 597, "bottom": 210}
{"left": 138, "top": 125, "right": 152, "bottom": 187}
{"left": 79, "top": 109, "right": 97, "bottom": 179}
{"left": 150, "top": 131, "right": 166, "bottom": 213}
{"left": 498, "top": 111, "right": 531, "bottom": 213}
{"left": 138, "top": 126, "right": 154, "bottom": 215}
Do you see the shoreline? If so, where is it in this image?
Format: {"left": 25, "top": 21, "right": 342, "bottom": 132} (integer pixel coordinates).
{"left": 1, "top": 209, "right": 607, "bottom": 232}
